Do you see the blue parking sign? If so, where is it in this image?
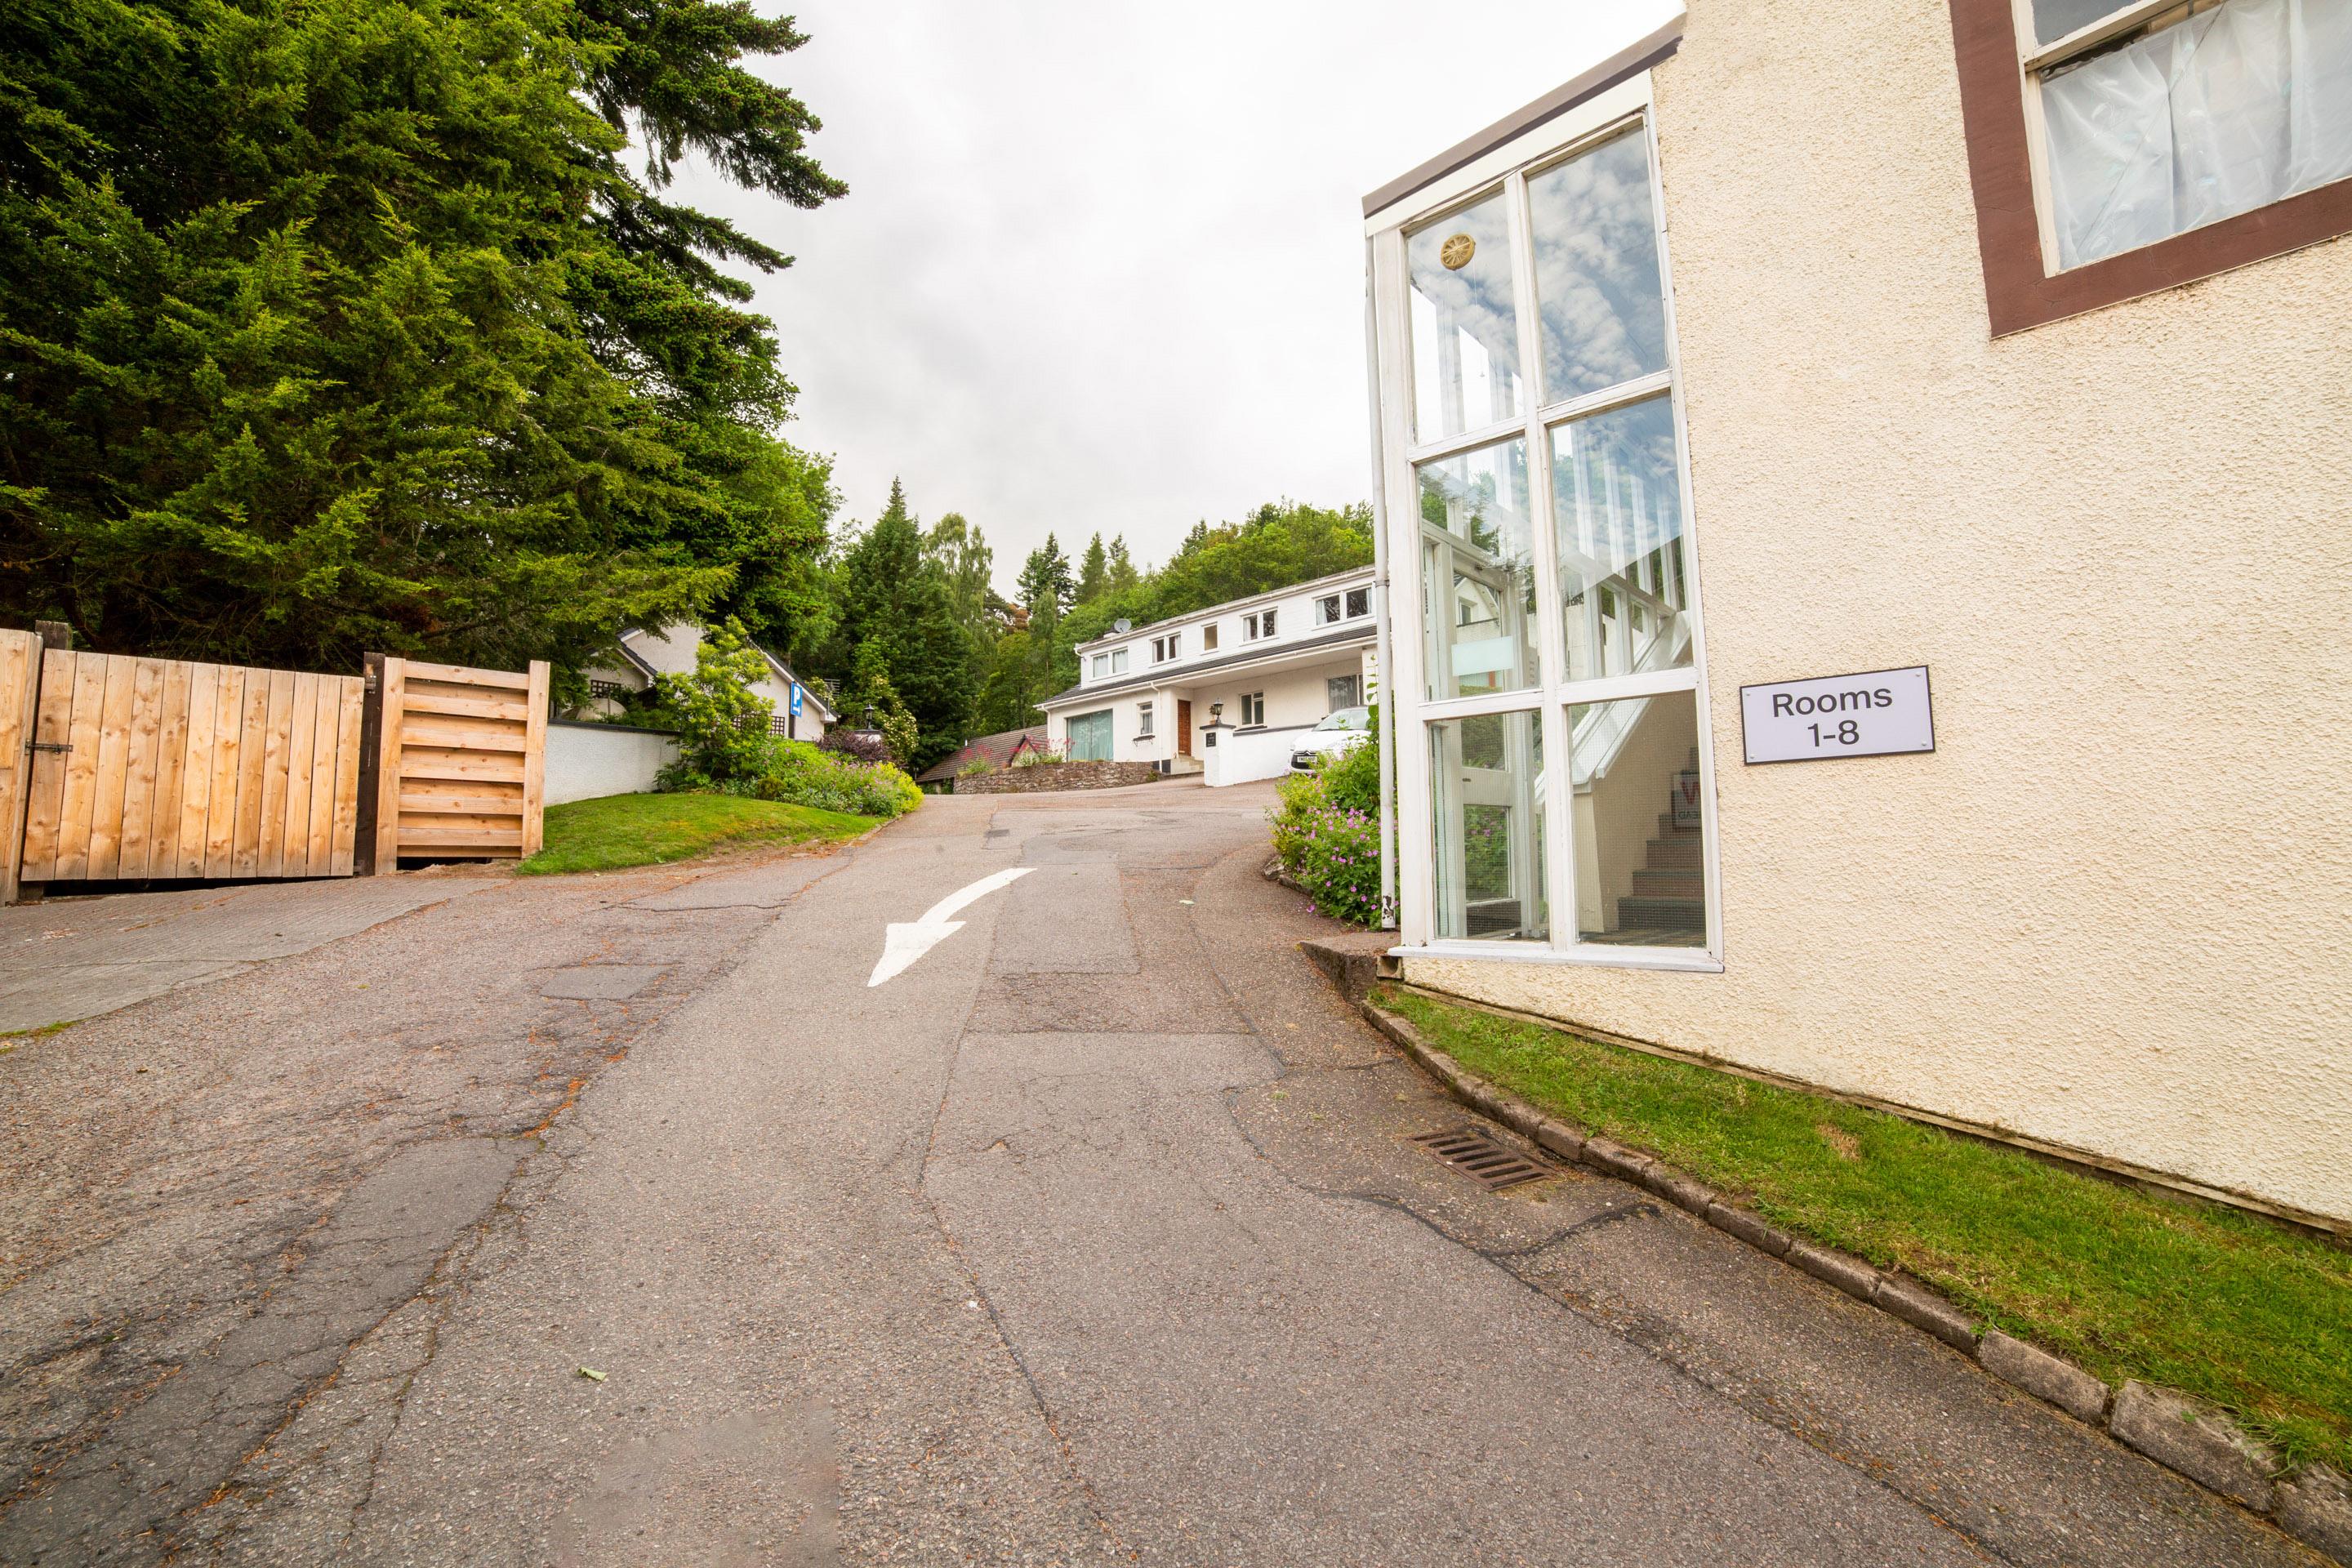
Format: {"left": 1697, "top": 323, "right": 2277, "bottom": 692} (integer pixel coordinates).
{"left": 789, "top": 683, "right": 804, "bottom": 717}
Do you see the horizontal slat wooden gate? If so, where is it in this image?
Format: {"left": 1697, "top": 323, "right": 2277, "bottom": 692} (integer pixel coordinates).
{"left": 15, "top": 647, "right": 365, "bottom": 887}
{"left": 372, "top": 657, "right": 549, "bottom": 866}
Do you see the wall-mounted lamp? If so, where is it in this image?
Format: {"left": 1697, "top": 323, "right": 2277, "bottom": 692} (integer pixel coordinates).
{"left": 1209, "top": 702, "right": 1223, "bottom": 722}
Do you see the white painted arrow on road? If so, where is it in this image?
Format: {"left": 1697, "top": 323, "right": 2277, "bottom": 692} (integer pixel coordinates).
{"left": 866, "top": 866, "right": 1033, "bottom": 987}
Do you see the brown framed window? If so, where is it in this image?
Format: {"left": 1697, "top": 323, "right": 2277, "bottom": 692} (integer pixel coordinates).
{"left": 1949, "top": 0, "right": 2352, "bottom": 335}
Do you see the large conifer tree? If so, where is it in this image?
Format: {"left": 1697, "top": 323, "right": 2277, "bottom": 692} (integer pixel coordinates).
{"left": 0, "top": 0, "right": 843, "bottom": 675}
{"left": 835, "top": 480, "right": 973, "bottom": 769}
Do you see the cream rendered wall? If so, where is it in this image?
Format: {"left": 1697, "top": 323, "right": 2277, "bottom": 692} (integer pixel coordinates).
{"left": 1209, "top": 659, "right": 1361, "bottom": 735}
{"left": 1405, "top": 0, "right": 2352, "bottom": 1223}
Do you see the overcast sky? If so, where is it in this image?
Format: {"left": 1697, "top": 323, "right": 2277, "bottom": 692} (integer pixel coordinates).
{"left": 675, "top": 1, "right": 1680, "bottom": 594}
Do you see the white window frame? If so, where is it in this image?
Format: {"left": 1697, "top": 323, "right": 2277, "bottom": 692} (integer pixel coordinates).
{"left": 1239, "top": 691, "right": 1266, "bottom": 727}
{"left": 1366, "top": 72, "right": 1724, "bottom": 973}
{"left": 1138, "top": 701, "right": 1154, "bottom": 737}
{"left": 2009, "top": 0, "right": 2283, "bottom": 274}
{"left": 1152, "top": 634, "right": 1178, "bottom": 665}
{"left": 2010, "top": 0, "right": 2170, "bottom": 273}
{"left": 1244, "top": 609, "right": 1276, "bottom": 641}
{"left": 1090, "top": 653, "right": 1108, "bottom": 680}
{"left": 1111, "top": 648, "right": 1129, "bottom": 675}
{"left": 1346, "top": 586, "right": 1370, "bottom": 620}
{"left": 1316, "top": 594, "right": 1343, "bottom": 626}
{"left": 1201, "top": 623, "right": 1220, "bottom": 652}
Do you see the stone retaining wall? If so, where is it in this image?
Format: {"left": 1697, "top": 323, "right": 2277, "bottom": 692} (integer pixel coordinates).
{"left": 954, "top": 762, "right": 1160, "bottom": 794}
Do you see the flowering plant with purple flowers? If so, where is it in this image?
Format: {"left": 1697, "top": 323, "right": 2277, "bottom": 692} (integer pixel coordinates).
{"left": 1267, "top": 711, "right": 1388, "bottom": 928}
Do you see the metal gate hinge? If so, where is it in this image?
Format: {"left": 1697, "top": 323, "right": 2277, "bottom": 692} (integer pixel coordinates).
{"left": 29, "top": 742, "right": 69, "bottom": 753}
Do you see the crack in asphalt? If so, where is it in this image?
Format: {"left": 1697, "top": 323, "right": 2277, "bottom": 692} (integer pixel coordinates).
{"left": 0, "top": 844, "right": 865, "bottom": 1566}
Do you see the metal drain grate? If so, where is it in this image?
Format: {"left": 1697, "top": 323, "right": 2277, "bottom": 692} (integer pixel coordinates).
{"left": 1410, "top": 1125, "right": 1553, "bottom": 1190}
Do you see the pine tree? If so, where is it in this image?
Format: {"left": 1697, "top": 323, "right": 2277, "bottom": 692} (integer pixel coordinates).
{"left": 835, "top": 480, "right": 974, "bottom": 770}
{"left": 1107, "top": 536, "right": 1140, "bottom": 597}
{"left": 1076, "top": 533, "right": 1109, "bottom": 604}
{"left": 1017, "top": 535, "right": 1075, "bottom": 621}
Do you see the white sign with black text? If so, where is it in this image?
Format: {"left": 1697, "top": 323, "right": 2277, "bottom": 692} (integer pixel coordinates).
{"left": 1740, "top": 666, "right": 1934, "bottom": 764}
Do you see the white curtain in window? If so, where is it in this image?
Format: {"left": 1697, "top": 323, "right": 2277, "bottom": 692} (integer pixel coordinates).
{"left": 2042, "top": 0, "right": 2352, "bottom": 267}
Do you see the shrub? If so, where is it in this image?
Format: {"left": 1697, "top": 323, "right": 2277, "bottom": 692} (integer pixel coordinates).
{"left": 957, "top": 756, "right": 997, "bottom": 777}
{"left": 822, "top": 728, "right": 893, "bottom": 765}
{"left": 649, "top": 618, "right": 780, "bottom": 785}
{"left": 1319, "top": 724, "right": 1379, "bottom": 815}
{"left": 644, "top": 623, "right": 920, "bottom": 820}
{"left": 1268, "top": 713, "right": 1388, "bottom": 927}
{"left": 749, "top": 738, "right": 923, "bottom": 818}
{"left": 845, "top": 641, "right": 919, "bottom": 768}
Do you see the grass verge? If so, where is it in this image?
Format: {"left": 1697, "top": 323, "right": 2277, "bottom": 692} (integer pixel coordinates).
{"left": 519, "top": 792, "right": 875, "bottom": 876}
{"left": 1378, "top": 985, "right": 2352, "bottom": 1473}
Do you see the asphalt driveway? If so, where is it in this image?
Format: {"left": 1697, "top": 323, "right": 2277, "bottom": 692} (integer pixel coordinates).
{"left": 0, "top": 781, "right": 2314, "bottom": 1564}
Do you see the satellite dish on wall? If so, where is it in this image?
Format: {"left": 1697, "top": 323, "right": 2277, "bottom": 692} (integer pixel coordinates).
{"left": 1113, "top": 619, "right": 1132, "bottom": 633}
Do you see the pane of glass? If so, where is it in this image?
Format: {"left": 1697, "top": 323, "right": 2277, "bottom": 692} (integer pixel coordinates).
{"left": 1550, "top": 394, "right": 1693, "bottom": 684}
{"left": 1429, "top": 710, "right": 1548, "bottom": 942}
{"left": 1067, "top": 710, "right": 1113, "bottom": 762}
{"left": 1567, "top": 689, "right": 1705, "bottom": 948}
{"left": 2040, "top": 0, "right": 2352, "bottom": 268}
{"left": 1527, "top": 130, "right": 1668, "bottom": 403}
{"left": 1417, "top": 438, "right": 1541, "bottom": 700}
{"left": 1408, "top": 190, "right": 1523, "bottom": 443}
{"left": 2030, "top": 0, "right": 2133, "bottom": 46}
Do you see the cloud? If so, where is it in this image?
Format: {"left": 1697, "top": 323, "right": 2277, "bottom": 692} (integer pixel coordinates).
{"left": 669, "top": 0, "right": 1682, "bottom": 591}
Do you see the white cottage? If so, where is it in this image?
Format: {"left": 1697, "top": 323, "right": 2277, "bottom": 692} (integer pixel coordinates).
{"left": 1037, "top": 568, "right": 1378, "bottom": 786}
{"left": 578, "top": 623, "right": 834, "bottom": 743}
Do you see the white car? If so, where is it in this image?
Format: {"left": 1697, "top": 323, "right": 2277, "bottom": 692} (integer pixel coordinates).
{"left": 1290, "top": 706, "right": 1371, "bottom": 773}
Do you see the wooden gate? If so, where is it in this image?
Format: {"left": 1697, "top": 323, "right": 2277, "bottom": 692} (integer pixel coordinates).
{"left": 11, "top": 644, "right": 365, "bottom": 891}
{"left": 371, "top": 657, "right": 549, "bottom": 866}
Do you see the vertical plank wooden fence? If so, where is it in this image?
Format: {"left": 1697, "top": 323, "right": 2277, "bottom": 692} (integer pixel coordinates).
{"left": 371, "top": 657, "right": 549, "bottom": 867}
{"left": 13, "top": 649, "right": 364, "bottom": 889}
{"left": 0, "top": 630, "right": 44, "bottom": 904}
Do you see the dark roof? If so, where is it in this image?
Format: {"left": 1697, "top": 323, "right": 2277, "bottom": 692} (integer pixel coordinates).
{"left": 1040, "top": 623, "right": 1374, "bottom": 709}
{"left": 915, "top": 726, "right": 1047, "bottom": 783}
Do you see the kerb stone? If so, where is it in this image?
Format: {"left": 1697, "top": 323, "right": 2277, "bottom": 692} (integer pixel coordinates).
{"left": 1977, "top": 1330, "right": 2109, "bottom": 1423}
{"left": 2109, "top": 1382, "right": 2277, "bottom": 1511}
{"left": 1703, "top": 1201, "right": 1793, "bottom": 1257}
{"left": 2276, "top": 1463, "right": 2352, "bottom": 1562}
{"left": 1580, "top": 1136, "right": 1655, "bottom": 1187}
{"left": 1871, "top": 1276, "right": 1978, "bottom": 1353}
{"left": 1642, "top": 1167, "right": 1717, "bottom": 1217}
{"left": 1786, "top": 1243, "right": 1879, "bottom": 1303}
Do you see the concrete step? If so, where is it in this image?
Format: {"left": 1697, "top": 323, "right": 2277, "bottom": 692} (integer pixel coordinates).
{"left": 1616, "top": 895, "right": 1705, "bottom": 929}
{"left": 1646, "top": 836, "right": 1703, "bottom": 870}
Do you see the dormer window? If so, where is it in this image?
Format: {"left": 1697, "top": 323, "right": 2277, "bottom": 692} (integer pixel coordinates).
{"left": 1090, "top": 653, "right": 1108, "bottom": 679}
{"left": 1152, "top": 633, "right": 1179, "bottom": 663}
{"left": 1111, "top": 648, "right": 1128, "bottom": 674}
{"left": 1244, "top": 609, "right": 1277, "bottom": 641}
{"left": 1201, "top": 624, "right": 1219, "bottom": 652}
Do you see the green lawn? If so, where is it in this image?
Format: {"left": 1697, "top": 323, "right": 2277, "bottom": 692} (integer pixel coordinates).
{"left": 1379, "top": 986, "right": 2352, "bottom": 1473}
{"left": 519, "top": 792, "right": 876, "bottom": 876}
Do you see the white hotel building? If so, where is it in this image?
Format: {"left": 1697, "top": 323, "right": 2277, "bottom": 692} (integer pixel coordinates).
{"left": 1037, "top": 567, "right": 1378, "bottom": 786}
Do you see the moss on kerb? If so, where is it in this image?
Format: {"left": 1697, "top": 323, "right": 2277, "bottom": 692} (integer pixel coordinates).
{"left": 1374, "top": 984, "right": 2352, "bottom": 1475}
